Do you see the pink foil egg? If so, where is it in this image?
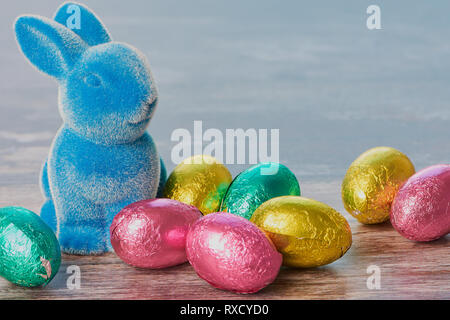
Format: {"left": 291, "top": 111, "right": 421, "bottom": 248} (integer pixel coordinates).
{"left": 391, "top": 164, "right": 450, "bottom": 241}
{"left": 110, "top": 198, "right": 202, "bottom": 268}
{"left": 186, "top": 212, "right": 282, "bottom": 294}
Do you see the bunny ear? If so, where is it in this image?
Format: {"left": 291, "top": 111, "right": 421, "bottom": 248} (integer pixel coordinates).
{"left": 14, "top": 15, "right": 87, "bottom": 79}
{"left": 54, "top": 2, "right": 112, "bottom": 46}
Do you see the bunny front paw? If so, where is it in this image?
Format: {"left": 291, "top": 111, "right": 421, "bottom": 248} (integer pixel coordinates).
{"left": 59, "top": 223, "right": 110, "bottom": 255}
{"left": 40, "top": 199, "right": 57, "bottom": 232}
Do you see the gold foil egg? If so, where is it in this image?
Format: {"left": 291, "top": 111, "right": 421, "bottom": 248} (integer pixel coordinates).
{"left": 163, "top": 155, "right": 232, "bottom": 215}
{"left": 342, "top": 146, "right": 415, "bottom": 224}
{"left": 251, "top": 196, "right": 352, "bottom": 268}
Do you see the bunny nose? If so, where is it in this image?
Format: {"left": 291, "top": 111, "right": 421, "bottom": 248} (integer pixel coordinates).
{"left": 144, "top": 97, "right": 157, "bottom": 116}
{"left": 129, "top": 98, "right": 157, "bottom": 124}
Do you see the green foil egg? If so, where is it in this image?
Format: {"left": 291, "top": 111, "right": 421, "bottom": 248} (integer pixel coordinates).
{"left": 0, "top": 207, "right": 61, "bottom": 287}
{"left": 220, "top": 162, "right": 301, "bottom": 220}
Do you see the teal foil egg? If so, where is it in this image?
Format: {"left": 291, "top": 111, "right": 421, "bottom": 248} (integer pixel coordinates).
{"left": 0, "top": 207, "right": 61, "bottom": 287}
{"left": 220, "top": 162, "right": 301, "bottom": 220}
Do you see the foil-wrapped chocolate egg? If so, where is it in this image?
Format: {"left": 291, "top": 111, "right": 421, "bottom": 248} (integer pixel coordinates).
{"left": 0, "top": 207, "right": 61, "bottom": 287}
{"left": 186, "top": 212, "right": 282, "bottom": 293}
{"left": 110, "top": 198, "right": 202, "bottom": 269}
{"left": 251, "top": 196, "right": 352, "bottom": 268}
{"left": 163, "top": 155, "right": 232, "bottom": 215}
{"left": 391, "top": 164, "right": 450, "bottom": 241}
{"left": 342, "top": 146, "right": 415, "bottom": 224}
{"left": 220, "top": 162, "right": 300, "bottom": 220}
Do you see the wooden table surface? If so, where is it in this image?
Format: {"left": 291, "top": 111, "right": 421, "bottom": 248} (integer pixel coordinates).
{"left": 0, "top": 184, "right": 448, "bottom": 300}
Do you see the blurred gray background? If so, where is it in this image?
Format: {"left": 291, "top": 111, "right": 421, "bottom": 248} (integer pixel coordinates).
{"left": 1, "top": 0, "right": 449, "bottom": 211}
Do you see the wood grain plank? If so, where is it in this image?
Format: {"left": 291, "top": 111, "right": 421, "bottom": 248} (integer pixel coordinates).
{"left": 0, "top": 184, "right": 448, "bottom": 300}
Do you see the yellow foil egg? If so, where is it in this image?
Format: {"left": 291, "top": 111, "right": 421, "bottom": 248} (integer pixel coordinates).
{"left": 163, "top": 155, "right": 232, "bottom": 215}
{"left": 251, "top": 196, "right": 352, "bottom": 268}
{"left": 342, "top": 146, "right": 415, "bottom": 224}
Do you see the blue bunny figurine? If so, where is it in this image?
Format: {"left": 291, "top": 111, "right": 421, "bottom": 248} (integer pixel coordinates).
{"left": 14, "top": 2, "right": 166, "bottom": 254}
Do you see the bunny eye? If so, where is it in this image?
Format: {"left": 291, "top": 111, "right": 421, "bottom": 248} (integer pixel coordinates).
{"left": 83, "top": 73, "right": 102, "bottom": 87}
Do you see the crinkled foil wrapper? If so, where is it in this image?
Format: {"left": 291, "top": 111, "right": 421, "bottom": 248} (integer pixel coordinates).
{"left": 186, "top": 212, "right": 282, "bottom": 293}
{"left": 163, "top": 155, "right": 232, "bottom": 215}
{"left": 220, "top": 162, "right": 300, "bottom": 220}
{"left": 342, "top": 147, "right": 415, "bottom": 224}
{"left": 391, "top": 164, "right": 450, "bottom": 241}
{"left": 251, "top": 196, "right": 352, "bottom": 268}
{"left": 110, "top": 198, "right": 202, "bottom": 268}
{"left": 0, "top": 207, "right": 61, "bottom": 287}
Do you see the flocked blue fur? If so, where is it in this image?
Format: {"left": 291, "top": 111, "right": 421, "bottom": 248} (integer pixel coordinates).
{"left": 15, "top": 2, "right": 165, "bottom": 254}
{"left": 157, "top": 157, "right": 167, "bottom": 198}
